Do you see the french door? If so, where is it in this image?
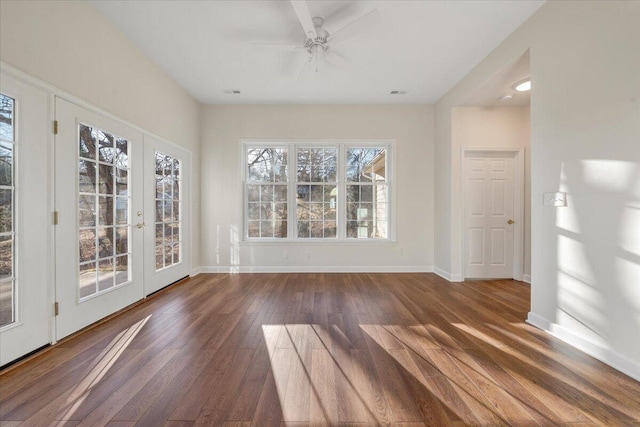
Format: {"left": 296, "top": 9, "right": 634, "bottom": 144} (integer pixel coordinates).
{"left": 54, "top": 98, "right": 145, "bottom": 340}
{"left": 0, "top": 72, "right": 51, "bottom": 366}
{"left": 143, "top": 136, "right": 190, "bottom": 295}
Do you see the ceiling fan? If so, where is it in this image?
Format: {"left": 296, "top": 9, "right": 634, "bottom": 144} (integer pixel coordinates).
{"left": 254, "top": 1, "right": 381, "bottom": 79}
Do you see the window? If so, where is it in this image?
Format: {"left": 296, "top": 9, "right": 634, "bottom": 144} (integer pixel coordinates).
{"left": 246, "top": 147, "right": 288, "bottom": 238}
{"left": 243, "top": 142, "right": 391, "bottom": 240}
{"left": 155, "top": 152, "right": 182, "bottom": 270}
{"left": 346, "top": 148, "right": 388, "bottom": 239}
{"left": 296, "top": 147, "right": 337, "bottom": 238}
{"left": 0, "top": 94, "right": 15, "bottom": 327}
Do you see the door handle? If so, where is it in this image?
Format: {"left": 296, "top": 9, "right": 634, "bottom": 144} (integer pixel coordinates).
{"left": 136, "top": 223, "right": 146, "bottom": 229}
{"left": 507, "top": 219, "right": 514, "bottom": 225}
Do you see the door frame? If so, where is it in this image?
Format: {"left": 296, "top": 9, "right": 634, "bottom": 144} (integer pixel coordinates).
{"left": 461, "top": 148, "right": 525, "bottom": 281}
{"left": 0, "top": 70, "right": 55, "bottom": 365}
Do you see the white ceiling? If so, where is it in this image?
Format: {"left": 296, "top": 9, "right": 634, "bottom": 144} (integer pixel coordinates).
{"left": 90, "top": 0, "right": 544, "bottom": 105}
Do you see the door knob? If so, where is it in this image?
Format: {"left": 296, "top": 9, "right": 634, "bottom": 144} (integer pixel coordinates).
{"left": 136, "top": 223, "right": 146, "bottom": 229}
{"left": 507, "top": 219, "right": 514, "bottom": 225}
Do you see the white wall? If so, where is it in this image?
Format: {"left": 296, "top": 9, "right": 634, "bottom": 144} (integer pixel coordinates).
{"left": 201, "top": 105, "right": 434, "bottom": 272}
{"left": 0, "top": 0, "right": 202, "bottom": 269}
{"left": 435, "top": 1, "right": 640, "bottom": 379}
{"left": 452, "top": 106, "right": 531, "bottom": 279}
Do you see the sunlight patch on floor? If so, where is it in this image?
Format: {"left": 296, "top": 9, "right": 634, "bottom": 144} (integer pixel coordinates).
{"left": 56, "top": 314, "right": 152, "bottom": 421}
{"left": 262, "top": 323, "right": 381, "bottom": 424}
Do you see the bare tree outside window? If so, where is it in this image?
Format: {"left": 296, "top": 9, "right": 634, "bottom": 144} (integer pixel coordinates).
{"left": 0, "top": 93, "right": 14, "bottom": 327}
{"left": 246, "top": 148, "right": 288, "bottom": 238}
{"left": 243, "top": 143, "right": 389, "bottom": 240}
{"left": 347, "top": 148, "right": 388, "bottom": 238}
{"left": 155, "top": 152, "right": 181, "bottom": 270}
{"left": 78, "top": 124, "right": 130, "bottom": 299}
{"left": 296, "top": 147, "right": 337, "bottom": 238}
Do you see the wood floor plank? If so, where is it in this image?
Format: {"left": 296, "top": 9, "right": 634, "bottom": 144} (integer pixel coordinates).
{"left": 77, "top": 348, "right": 179, "bottom": 426}
{"left": 1, "top": 273, "right": 639, "bottom": 426}
{"left": 192, "top": 347, "right": 255, "bottom": 425}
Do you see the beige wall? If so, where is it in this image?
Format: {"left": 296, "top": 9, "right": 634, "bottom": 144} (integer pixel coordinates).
{"left": 0, "top": 0, "right": 202, "bottom": 269}
{"left": 452, "top": 106, "right": 531, "bottom": 278}
{"left": 200, "top": 104, "right": 434, "bottom": 271}
{"left": 436, "top": 1, "right": 640, "bottom": 379}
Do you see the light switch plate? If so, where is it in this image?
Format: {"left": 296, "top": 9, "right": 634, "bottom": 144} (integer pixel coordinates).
{"left": 543, "top": 192, "right": 567, "bottom": 207}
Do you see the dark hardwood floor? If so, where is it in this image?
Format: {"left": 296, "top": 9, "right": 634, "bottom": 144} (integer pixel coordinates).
{"left": 1, "top": 273, "right": 639, "bottom": 426}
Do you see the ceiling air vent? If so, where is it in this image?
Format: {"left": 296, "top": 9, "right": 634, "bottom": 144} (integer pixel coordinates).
{"left": 390, "top": 90, "right": 408, "bottom": 95}
{"left": 223, "top": 90, "right": 241, "bottom": 94}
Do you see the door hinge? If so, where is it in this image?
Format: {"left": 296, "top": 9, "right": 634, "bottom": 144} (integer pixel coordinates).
{"left": 53, "top": 211, "right": 59, "bottom": 225}
{"left": 54, "top": 302, "right": 59, "bottom": 316}
{"left": 53, "top": 120, "right": 58, "bottom": 135}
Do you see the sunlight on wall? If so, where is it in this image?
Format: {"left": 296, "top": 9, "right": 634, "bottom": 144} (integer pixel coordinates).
{"left": 555, "top": 159, "right": 640, "bottom": 357}
{"left": 230, "top": 224, "right": 240, "bottom": 273}
{"left": 617, "top": 258, "right": 640, "bottom": 311}
{"left": 215, "top": 224, "right": 220, "bottom": 266}
{"left": 581, "top": 160, "right": 637, "bottom": 193}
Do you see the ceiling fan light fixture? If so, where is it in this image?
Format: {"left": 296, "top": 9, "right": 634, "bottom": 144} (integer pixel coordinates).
{"left": 513, "top": 78, "right": 531, "bottom": 92}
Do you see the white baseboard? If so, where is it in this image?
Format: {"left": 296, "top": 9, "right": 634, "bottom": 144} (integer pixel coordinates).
{"left": 525, "top": 312, "right": 550, "bottom": 330}
{"left": 198, "top": 265, "right": 434, "bottom": 273}
{"left": 434, "top": 267, "right": 463, "bottom": 282}
{"left": 190, "top": 267, "right": 202, "bottom": 277}
{"left": 527, "top": 311, "right": 640, "bottom": 382}
{"left": 523, "top": 274, "right": 532, "bottom": 283}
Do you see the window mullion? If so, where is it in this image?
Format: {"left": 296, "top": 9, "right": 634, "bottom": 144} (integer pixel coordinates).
{"left": 338, "top": 144, "right": 346, "bottom": 239}
{"left": 289, "top": 142, "right": 296, "bottom": 240}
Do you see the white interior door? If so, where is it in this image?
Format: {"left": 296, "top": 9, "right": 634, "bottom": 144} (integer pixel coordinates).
{"left": 463, "top": 151, "right": 515, "bottom": 279}
{"left": 54, "top": 98, "right": 144, "bottom": 340}
{"left": 0, "top": 73, "right": 51, "bottom": 365}
{"left": 143, "top": 135, "right": 190, "bottom": 295}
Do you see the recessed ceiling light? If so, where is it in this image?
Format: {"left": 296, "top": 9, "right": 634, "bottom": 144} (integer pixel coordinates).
{"left": 513, "top": 79, "right": 531, "bottom": 92}
{"left": 499, "top": 94, "right": 514, "bottom": 101}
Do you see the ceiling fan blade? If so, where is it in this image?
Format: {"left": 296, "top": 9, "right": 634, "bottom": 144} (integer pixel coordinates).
{"left": 251, "top": 42, "right": 304, "bottom": 52}
{"left": 290, "top": 1, "right": 317, "bottom": 39}
{"left": 296, "top": 55, "right": 313, "bottom": 82}
{"left": 324, "top": 48, "right": 358, "bottom": 71}
{"left": 327, "top": 9, "right": 381, "bottom": 44}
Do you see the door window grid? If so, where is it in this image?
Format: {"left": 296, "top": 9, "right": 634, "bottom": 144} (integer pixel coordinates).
{"left": 243, "top": 143, "right": 390, "bottom": 240}
{"left": 155, "top": 152, "right": 181, "bottom": 270}
{"left": 78, "top": 124, "right": 130, "bottom": 300}
{"left": 0, "top": 94, "right": 15, "bottom": 327}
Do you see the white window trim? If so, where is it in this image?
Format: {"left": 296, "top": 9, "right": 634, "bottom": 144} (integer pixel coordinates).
{"left": 240, "top": 139, "right": 396, "bottom": 243}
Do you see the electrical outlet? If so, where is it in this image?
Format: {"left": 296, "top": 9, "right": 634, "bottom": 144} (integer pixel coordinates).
{"left": 283, "top": 251, "right": 288, "bottom": 259}
{"left": 543, "top": 192, "right": 567, "bottom": 207}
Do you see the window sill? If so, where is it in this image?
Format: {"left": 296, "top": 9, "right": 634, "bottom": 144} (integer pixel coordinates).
{"left": 239, "top": 239, "right": 396, "bottom": 246}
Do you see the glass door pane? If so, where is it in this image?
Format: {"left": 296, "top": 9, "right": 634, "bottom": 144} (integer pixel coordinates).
{"left": 143, "top": 136, "right": 190, "bottom": 296}
{"left": 154, "top": 152, "right": 181, "bottom": 271}
{"left": 0, "top": 93, "right": 15, "bottom": 328}
{"left": 77, "top": 125, "right": 131, "bottom": 299}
